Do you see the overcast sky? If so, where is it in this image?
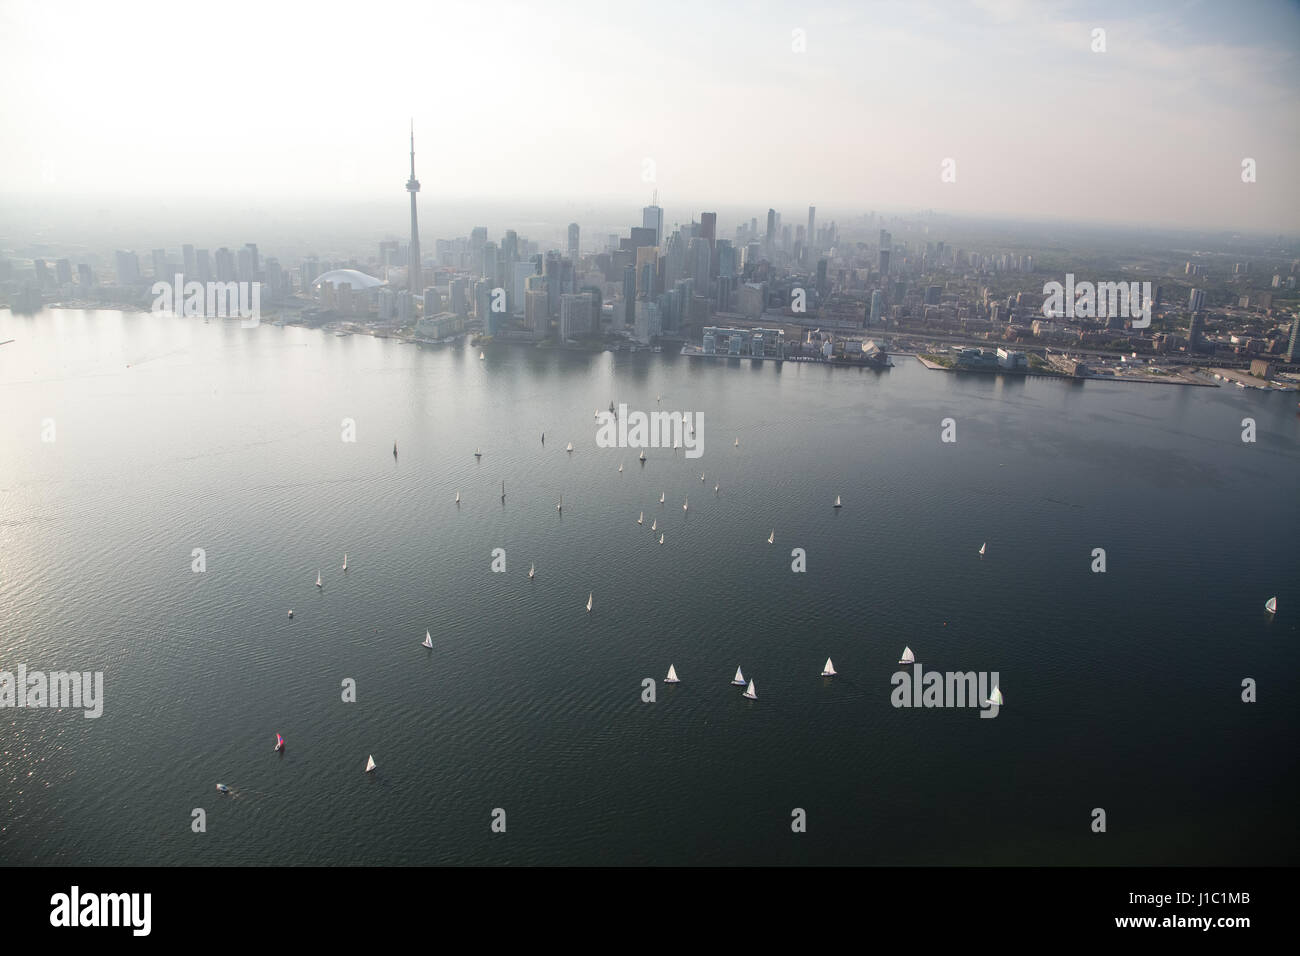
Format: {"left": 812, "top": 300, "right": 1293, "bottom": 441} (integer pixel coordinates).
{"left": 2, "top": 0, "right": 1297, "bottom": 232}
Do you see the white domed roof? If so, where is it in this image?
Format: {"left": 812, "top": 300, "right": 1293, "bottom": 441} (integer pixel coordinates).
{"left": 313, "top": 269, "right": 386, "bottom": 290}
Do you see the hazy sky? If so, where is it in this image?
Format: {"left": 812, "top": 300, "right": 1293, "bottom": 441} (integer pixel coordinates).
{"left": 2, "top": 0, "right": 1297, "bottom": 232}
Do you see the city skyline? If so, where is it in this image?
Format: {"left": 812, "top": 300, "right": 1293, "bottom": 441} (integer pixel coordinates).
{"left": 1, "top": 0, "right": 1297, "bottom": 233}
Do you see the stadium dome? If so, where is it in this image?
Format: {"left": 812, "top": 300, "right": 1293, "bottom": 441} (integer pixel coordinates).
{"left": 312, "top": 269, "right": 386, "bottom": 290}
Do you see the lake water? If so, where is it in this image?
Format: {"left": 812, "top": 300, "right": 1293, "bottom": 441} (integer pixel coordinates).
{"left": 1, "top": 309, "right": 1296, "bottom": 865}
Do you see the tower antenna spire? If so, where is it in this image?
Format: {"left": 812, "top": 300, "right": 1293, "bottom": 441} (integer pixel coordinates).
{"left": 406, "top": 120, "right": 422, "bottom": 296}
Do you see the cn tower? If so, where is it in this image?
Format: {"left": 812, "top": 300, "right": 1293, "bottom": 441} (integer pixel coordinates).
{"left": 406, "top": 120, "right": 422, "bottom": 295}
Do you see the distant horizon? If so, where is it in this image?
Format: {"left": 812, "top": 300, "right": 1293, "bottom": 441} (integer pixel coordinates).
{"left": 2, "top": 194, "right": 1297, "bottom": 256}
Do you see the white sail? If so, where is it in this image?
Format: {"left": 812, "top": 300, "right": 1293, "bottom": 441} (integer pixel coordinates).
{"left": 979, "top": 542, "right": 986, "bottom": 555}
{"left": 479, "top": 351, "right": 484, "bottom": 359}
{"left": 899, "top": 646, "right": 914, "bottom": 664}
{"left": 734, "top": 437, "right": 739, "bottom": 447}
{"left": 528, "top": 563, "right": 535, "bottom": 579}
{"left": 422, "top": 631, "right": 433, "bottom": 648}
{"left": 619, "top": 463, "right": 624, "bottom": 472}
{"left": 365, "top": 755, "right": 376, "bottom": 773}
{"left": 316, "top": 571, "right": 322, "bottom": 588}
{"left": 659, "top": 492, "right": 665, "bottom": 503}
{"left": 743, "top": 679, "right": 757, "bottom": 699}
{"left": 586, "top": 592, "right": 593, "bottom": 612}
{"left": 557, "top": 495, "right": 563, "bottom": 512}
{"left": 985, "top": 686, "right": 1003, "bottom": 706}
{"left": 288, "top": 610, "right": 293, "bottom": 618}
{"left": 651, "top": 519, "right": 657, "bottom": 531}
{"left": 566, "top": 442, "right": 574, "bottom": 452}
{"left": 732, "top": 667, "right": 745, "bottom": 685}
{"left": 455, "top": 490, "right": 460, "bottom": 502}
{"left": 665, "top": 664, "right": 679, "bottom": 683}
{"left": 640, "top": 449, "right": 647, "bottom": 461}
{"left": 343, "top": 553, "right": 348, "bottom": 570}
{"left": 767, "top": 530, "right": 774, "bottom": 544}
{"left": 683, "top": 498, "right": 688, "bottom": 512}
{"left": 822, "top": 657, "right": 836, "bottom": 676}
{"left": 638, "top": 512, "right": 643, "bottom": 524}
{"left": 700, "top": 472, "right": 705, "bottom": 481}
{"left": 834, "top": 495, "right": 841, "bottom": 508}
{"left": 659, "top": 533, "right": 664, "bottom": 545}
{"left": 1265, "top": 596, "right": 1277, "bottom": 613}
{"left": 714, "top": 484, "right": 719, "bottom": 493}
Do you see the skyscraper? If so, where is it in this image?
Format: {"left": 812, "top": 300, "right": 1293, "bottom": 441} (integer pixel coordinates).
{"left": 766, "top": 209, "right": 776, "bottom": 254}
{"left": 642, "top": 195, "right": 663, "bottom": 246}
{"left": 406, "top": 122, "right": 422, "bottom": 295}
{"left": 807, "top": 206, "right": 816, "bottom": 253}
{"left": 700, "top": 212, "right": 717, "bottom": 278}
{"left": 567, "top": 223, "right": 580, "bottom": 263}
{"left": 688, "top": 237, "right": 711, "bottom": 295}
{"left": 1287, "top": 317, "right": 1299, "bottom": 362}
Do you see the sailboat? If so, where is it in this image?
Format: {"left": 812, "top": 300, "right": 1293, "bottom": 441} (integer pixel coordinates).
{"left": 288, "top": 610, "right": 293, "bottom": 618}
{"left": 365, "top": 755, "right": 377, "bottom": 773}
{"left": 528, "top": 563, "right": 535, "bottom": 580}
{"left": 742, "top": 679, "right": 757, "bottom": 700}
{"left": 898, "top": 646, "right": 915, "bottom": 665}
{"left": 1265, "top": 596, "right": 1277, "bottom": 614}
{"left": 767, "top": 530, "right": 774, "bottom": 545}
{"left": 637, "top": 512, "right": 644, "bottom": 525}
{"left": 978, "top": 542, "right": 986, "bottom": 556}
{"left": 316, "top": 571, "right": 322, "bottom": 588}
{"left": 834, "top": 495, "right": 842, "bottom": 508}
{"left": 566, "top": 441, "right": 574, "bottom": 453}
{"left": 659, "top": 492, "right": 665, "bottom": 504}
{"left": 422, "top": 630, "right": 433, "bottom": 649}
{"left": 274, "top": 733, "right": 284, "bottom": 752}
{"left": 541, "top": 431, "right": 544, "bottom": 444}
{"left": 714, "top": 483, "right": 719, "bottom": 494}
{"left": 639, "top": 449, "right": 647, "bottom": 462}
{"left": 665, "top": 664, "right": 680, "bottom": 684}
{"left": 821, "top": 658, "right": 837, "bottom": 677}
{"left": 455, "top": 490, "right": 460, "bottom": 503}
{"left": 659, "top": 533, "right": 664, "bottom": 545}
{"left": 479, "top": 350, "right": 485, "bottom": 360}
{"left": 731, "top": 667, "right": 746, "bottom": 686}
{"left": 734, "top": 437, "right": 739, "bottom": 447}
{"left": 474, "top": 448, "right": 482, "bottom": 458}
{"left": 342, "top": 553, "right": 348, "bottom": 571}
{"left": 557, "top": 495, "right": 563, "bottom": 513}
{"left": 586, "top": 592, "right": 593, "bottom": 613}
{"left": 500, "top": 480, "right": 506, "bottom": 502}
{"left": 651, "top": 518, "right": 657, "bottom": 531}
{"left": 392, "top": 442, "right": 397, "bottom": 457}
{"left": 618, "top": 462, "right": 624, "bottom": 473}
{"left": 683, "top": 497, "right": 688, "bottom": 512}
{"left": 700, "top": 472, "right": 705, "bottom": 481}
{"left": 985, "top": 686, "right": 1003, "bottom": 706}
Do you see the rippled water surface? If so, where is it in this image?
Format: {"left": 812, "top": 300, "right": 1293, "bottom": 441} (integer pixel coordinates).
{"left": 0, "top": 310, "right": 1296, "bottom": 865}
